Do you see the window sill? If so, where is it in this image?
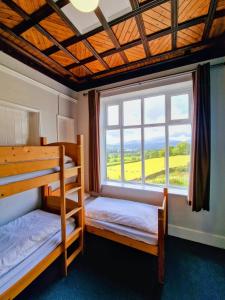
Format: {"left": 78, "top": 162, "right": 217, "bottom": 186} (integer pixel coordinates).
{"left": 101, "top": 181, "right": 188, "bottom": 197}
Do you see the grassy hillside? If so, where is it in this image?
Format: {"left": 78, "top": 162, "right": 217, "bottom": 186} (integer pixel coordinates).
{"left": 107, "top": 155, "right": 190, "bottom": 186}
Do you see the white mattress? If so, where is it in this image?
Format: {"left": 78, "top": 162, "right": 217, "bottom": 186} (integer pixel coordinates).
{"left": 0, "top": 209, "right": 75, "bottom": 295}
{"left": 0, "top": 161, "right": 75, "bottom": 186}
{"left": 86, "top": 217, "right": 158, "bottom": 245}
{"left": 85, "top": 197, "right": 159, "bottom": 234}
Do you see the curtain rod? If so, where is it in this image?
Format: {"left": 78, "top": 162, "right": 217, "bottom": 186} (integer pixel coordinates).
{"left": 83, "top": 62, "right": 224, "bottom": 96}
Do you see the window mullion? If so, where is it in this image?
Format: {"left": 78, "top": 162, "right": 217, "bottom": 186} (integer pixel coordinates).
{"left": 141, "top": 98, "right": 145, "bottom": 184}
{"left": 165, "top": 94, "right": 170, "bottom": 187}
{"left": 120, "top": 101, "right": 125, "bottom": 182}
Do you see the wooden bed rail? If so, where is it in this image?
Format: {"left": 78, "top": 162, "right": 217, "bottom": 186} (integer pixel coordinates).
{"left": 0, "top": 145, "right": 63, "bottom": 199}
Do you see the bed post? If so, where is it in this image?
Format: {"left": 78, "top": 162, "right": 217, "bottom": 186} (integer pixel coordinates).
{"left": 40, "top": 137, "right": 48, "bottom": 209}
{"left": 164, "top": 187, "right": 168, "bottom": 236}
{"left": 77, "top": 134, "right": 84, "bottom": 252}
{"left": 158, "top": 207, "right": 164, "bottom": 284}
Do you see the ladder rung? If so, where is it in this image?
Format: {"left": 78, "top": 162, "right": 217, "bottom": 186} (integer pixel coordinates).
{"left": 66, "top": 207, "right": 82, "bottom": 219}
{"left": 66, "top": 186, "right": 81, "bottom": 195}
{"left": 66, "top": 227, "right": 82, "bottom": 248}
{"left": 67, "top": 246, "right": 82, "bottom": 267}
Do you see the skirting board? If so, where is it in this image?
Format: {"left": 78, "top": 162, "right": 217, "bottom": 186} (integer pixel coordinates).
{"left": 168, "top": 224, "right": 225, "bottom": 249}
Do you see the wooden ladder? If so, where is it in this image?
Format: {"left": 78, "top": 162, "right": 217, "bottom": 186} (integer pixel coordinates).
{"left": 60, "top": 145, "right": 84, "bottom": 276}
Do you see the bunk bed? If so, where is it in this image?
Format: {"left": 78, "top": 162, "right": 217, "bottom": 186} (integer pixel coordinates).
{"left": 0, "top": 135, "right": 84, "bottom": 300}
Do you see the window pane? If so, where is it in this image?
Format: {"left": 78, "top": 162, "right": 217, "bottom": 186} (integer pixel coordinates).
{"left": 144, "top": 127, "right": 166, "bottom": 185}
{"left": 144, "top": 95, "right": 165, "bottom": 124}
{"left": 171, "top": 94, "right": 189, "bottom": 120}
{"left": 107, "top": 105, "right": 119, "bottom": 125}
{"left": 169, "top": 125, "right": 191, "bottom": 187}
{"left": 124, "top": 128, "right": 142, "bottom": 183}
{"left": 106, "top": 130, "right": 121, "bottom": 181}
{"left": 123, "top": 99, "right": 141, "bottom": 126}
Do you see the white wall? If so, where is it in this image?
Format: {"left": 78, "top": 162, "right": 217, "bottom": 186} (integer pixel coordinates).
{"left": 0, "top": 53, "right": 78, "bottom": 225}
{"left": 77, "top": 61, "right": 225, "bottom": 249}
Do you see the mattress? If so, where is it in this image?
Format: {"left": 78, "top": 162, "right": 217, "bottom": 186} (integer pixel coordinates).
{"left": 0, "top": 209, "right": 75, "bottom": 295}
{"left": 85, "top": 197, "right": 159, "bottom": 235}
{"left": 85, "top": 217, "right": 158, "bottom": 245}
{"left": 0, "top": 161, "right": 75, "bottom": 186}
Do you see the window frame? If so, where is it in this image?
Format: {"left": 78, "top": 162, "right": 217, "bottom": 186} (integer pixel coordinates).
{"left": 101, "top": 86, "right": 192, "bottom": 191}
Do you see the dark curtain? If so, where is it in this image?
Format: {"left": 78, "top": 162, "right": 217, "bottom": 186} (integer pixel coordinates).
{"left": 88, "top": 90, "right": 101, "bottom": 195}
{"left": 189, "top": 63, "right": 211, "bottom": 211}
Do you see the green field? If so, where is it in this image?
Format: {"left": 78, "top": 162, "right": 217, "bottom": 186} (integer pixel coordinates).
{"left": 107, "top": 155, "right": 190, "bottom": 187}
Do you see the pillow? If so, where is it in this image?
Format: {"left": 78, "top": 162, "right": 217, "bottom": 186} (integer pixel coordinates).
{"left": 64, "top": 155, "right": 73, "bottom": 164}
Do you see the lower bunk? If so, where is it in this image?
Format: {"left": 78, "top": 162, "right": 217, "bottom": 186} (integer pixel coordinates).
{"left": 0, "top": 209, "right": 81, "bottom": 300}
{"left": 68, "top": 189, "right": 168, "bottom": 284}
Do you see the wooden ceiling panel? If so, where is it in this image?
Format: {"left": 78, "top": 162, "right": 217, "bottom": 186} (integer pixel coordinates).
{"left": 142, "top": 2, "right": 171, "bottom": 35}
{"left": 178, "top": 0, "right": 210, "bottom": 23}
{"left": 70, "top": 66, "right": 90, "bottom": 78}
{"left": 39, "top": 13, "right": 75, "bottom": 42}
{"left": 12, "top": 0, "right": 46, "bottom": 15}
{"left": 87, "top": 31, "right": 114, "bottom": 53}
{"left": 21, "top": 27, "right": 53, "bottom": 50}
{"left": 85, "top": 60, "right": 106, "bottom": 73}
{"left": 124, "top": 44, "right": 146, "bottom": 62}
{"left": 216, "top": 0, "right": 225, "bottom": 11}
{"left": 112, "top": 17, "right": 140, "bottom": 45}
{"left": 177, "top": 23, "right": 205, "bottom": 47}
{"left": 67, "top": 41, "right": 93, "bottom": 61}
{"left": 149, "top": 34, "right": 172, "bottom": 55}
{"left": 0, "top": 2, "right": 23, "bottom": 28}
{"left": 209, "top": 16, "right": 225, "bottom": 37}
{"left": 50, "top": 50, "right": 76, "bottom": 66}
{"left": 104, "top": 53, "right": 124, "bottom": 68}
{"left": 0, "top": 29, "right": 68, "bottom": 76}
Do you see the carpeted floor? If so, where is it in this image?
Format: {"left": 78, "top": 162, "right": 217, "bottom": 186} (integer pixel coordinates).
{"left": 16, "top": 234, "right": 225, "bottom": 300}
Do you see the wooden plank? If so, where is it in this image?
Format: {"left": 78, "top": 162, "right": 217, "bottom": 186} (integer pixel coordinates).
{"left": 85, "top": 225, "right": 158, "bottom": 255}
{"left": 0, "top": 172, "right": 60, "bottom": 199}
{"left": 0, "top": 159, "right": 60, "bottom": 177}
{"left": 0, "top": 244, "right": 64, "bottom": 300}
{"left": 0, "top": 146, "right": 60, "bottom": 163}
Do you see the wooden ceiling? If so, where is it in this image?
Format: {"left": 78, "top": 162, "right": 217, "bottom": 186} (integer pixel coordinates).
{"left": 0, "top": 0, "right": 225, "bottom": 91}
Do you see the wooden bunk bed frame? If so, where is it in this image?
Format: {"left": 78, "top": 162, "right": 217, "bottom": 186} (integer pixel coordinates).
{"left": 0, "top": 135, "right": 84, "bottom": 300}
{"left": 86, "top": 188, "right": 168, "bottom": 284}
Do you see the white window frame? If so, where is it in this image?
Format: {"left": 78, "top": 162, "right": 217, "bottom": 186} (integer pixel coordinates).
{"left": 100, "top": 85, "right": 192, "bottom": 191}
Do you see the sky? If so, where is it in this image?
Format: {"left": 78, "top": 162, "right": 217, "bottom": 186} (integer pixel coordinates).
{"left": 106, "top": 94, "right": 191, "bottom": 145}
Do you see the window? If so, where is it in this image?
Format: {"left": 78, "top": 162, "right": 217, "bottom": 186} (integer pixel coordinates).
{"left": 101, "top": 85, "right": 192, "bottom": 190}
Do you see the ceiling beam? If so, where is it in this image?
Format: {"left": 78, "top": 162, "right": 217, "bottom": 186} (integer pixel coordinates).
{"left": 45, "top": 0, "right": 110, "bottom": 70}
{"left": 2, "top": 0, "right": 93, "bottom": 76}
{"left": 86, "top": 34, "right": 225, "bottom": 80}
{"left": 65, "top": 9, "right": 225, "bottom": 70}
{"left": 129, "top": 0, "right": 151, "bottom": 57}
{"left": 0, "top": 22, "right": 79, "bottom": 81}
{"left": 0, "top": 35, "right": 78, "bottom": 90}
{"left": 41, "top": 0, "right": 169, "bottom": 55}
{"left": 171, "top": 0, "right": 178, "bottom": 49}
{"left": 76, "top": 42, "right": 225, "bottom": 91}
{"left": 202, "top": 0, "right": 218, "bottom": 40}
{"left": 94, "top": 7, "right": 129, "bottom": 64}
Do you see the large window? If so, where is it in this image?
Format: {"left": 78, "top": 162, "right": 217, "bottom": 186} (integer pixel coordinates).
{"left": 101, "top": 85, "right": 192, "bottom": 189}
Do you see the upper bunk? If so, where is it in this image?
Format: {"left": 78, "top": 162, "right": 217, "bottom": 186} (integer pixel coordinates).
{"left": 0, "top": 135, "right": 84, "bottom": 200}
